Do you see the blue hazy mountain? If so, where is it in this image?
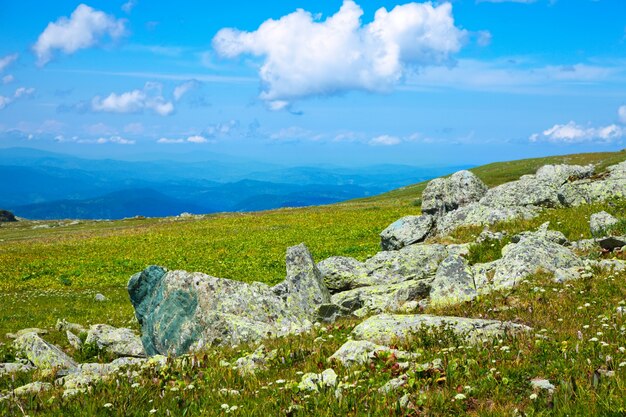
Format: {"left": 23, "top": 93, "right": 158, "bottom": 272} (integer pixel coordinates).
{"left": 0, "top": 147, "right": 468, "bottom": 220}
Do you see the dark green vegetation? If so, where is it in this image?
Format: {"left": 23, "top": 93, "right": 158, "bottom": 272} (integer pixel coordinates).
{"left": 0, "top": 149, "right": 625, "bottom": 416}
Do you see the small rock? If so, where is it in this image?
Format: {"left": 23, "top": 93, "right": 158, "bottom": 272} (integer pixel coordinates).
{"left": 429, "top": 255, "right": 476, "bottom": 307}
{"left": 13, "top": 381, "right": 53, "bottom": 396}
{"left": 0, "top": 362, "right": 36, "bottom": 377}
{"left": 298, "top": 368, "right": 337, "bottom": 392}
{"left": 379, "top": 374, "right": 408, "bottom": 393}
{"left": 66, "top": 331, "right": 82, "bottom": 350}
{"left": 234, "top": 345, "right": 278, "bottom": 375}
{"left": 421, "top": 170, "right": 488, "bottom": 217}
{"left": 55, "top": 319, "right": 86, "bottom": 334}
{"left": 85, "top": 324, "right": 145, "bottom": 358}
{"left": 13, "top": 332, "right": 77, "bottom": 372}
{"left": 328, "top": 340, "right": 418, "bottom": 367}
{"left": 590, "top": 211, "right": 619, "bottom": 237}
{"left": 530, "top": 378, "right": 555, "bottom": 393}
{"left": 94, "top": 293, "right": 107, "bottom": 302}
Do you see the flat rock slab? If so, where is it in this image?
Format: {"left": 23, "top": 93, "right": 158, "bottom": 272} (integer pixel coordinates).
{"left": 328, "top": 340, "right": 418, "bottom": 367}
{"left": 13, "top": 332, "right": 77, "bottom": 372}
{"left": 351, "top": 314, "right": 531, "bottom": 346}
{"left": 379, "top": 214, "right": 434, "bottom": 251}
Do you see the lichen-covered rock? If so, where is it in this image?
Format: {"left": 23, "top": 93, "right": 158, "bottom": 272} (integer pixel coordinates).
{"left": 330, "top": 279, "right": 431, "bottom": 317}
{"left": 351, "top": 314, "right": 532, "bottom": 346}
{"left": 365, "top": 244, "right": 448, "bottom": 283}
{"left": 56, "top": 357, "right": 146, "bottom": 390}
{"left": 380, "top": 215, "right": 434, "bottom": 251}
{"left": 328, "top": 340, "right": 418, "bottom": 367}
{"left": 85, "top": 325, "right": 145, "bottom": 358}
{"left": 317, "top": 256, "right": 371, "bottom": 292}
{"left": 535, "top": 164, "right": 594, "bottom": 185}
{"left": 492, "top": 234, "right": 582, "bottom": 289}
{"left": 379, "top": 374, "right": 409, "bottom": 393}
{"left": 129, "top": 244, "right": 329, "bottom": 355}
{"left": 480, "top": 176, "right": 560, "bottom": 208}
{"left": 471, "top": 260, "right": 500, "bottom": 293}
{"left": 429, "top": 256, "right": 476, "bottom": 307}
{"left": 234, "top": 345, "right": 277, "bottom": 375}
{"left": 590, "top": 211, "right": 619, "bottom": 237}
{"left": 559, "top": 161, "right": 626, "bottom": 206}
{"left": 298, "top": 369, "right": 337, "bottom": 392}
{"left": 13, "top": 332, "right": 77, "bottom": 372}
{"left": 421, "top": 170, "right": 488, "bottom": 216}
{"left": 0, "top": 362, "right": 35, "bottom": 376}
{"left": 511, "top": 222, "right": 569, "bottom": 246}
{"left": 66, "top": 331, "right": 82, "bottom": 350}
{"left": 55, "top": 319, "right": 85, "bottom": 334}
{"left": 437, "top": 203, "right": 538, "bottom": 235}
{"left": 12, "top": 381, "right": 52, "bottom": 396}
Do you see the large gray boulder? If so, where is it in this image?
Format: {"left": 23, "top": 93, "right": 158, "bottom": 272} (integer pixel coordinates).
{"left": 480, "top": 175, "right": 560, "bottom": 208}
{"left": 351, "top": 314, "right": 532, "bottom": 346}
{"left": 13, "top": 332, "right": 77, "bottom": 372}
{"left": 84, "top": 325, "right": 145, "bottom": 358}
{"left": 590, "top": 211, "right": 619, "bottom": 237}
{"left": 330, "top": 279, "right": 431, "bottom": 317}
{"left": 421, "top": 170, "right": 488, "bottom": 216}
{"left": 317, "top": 256, "right": 371, "bottom": 293}
{"left": 380, "top": 214, "right": 434, "bottom": 251}
{"left": 492, "top": 233, "right": 582, "bottom": 289}
{"left": 558, "top": 160, "right": 626, "bottom": 206}
{"left": 429, "top": 256, "right": 477, "bottom": 307}
{"left": 535, "top": 164, "right": 594, "bottom": 185}
{"left": 437, "top": 203, "right": 538, "bottom": 235}
{"left": 364, "top": 244, "right": 448, "bottom": 282}
{"left": 128, "top": 244, "right": 330, "bottom": 355}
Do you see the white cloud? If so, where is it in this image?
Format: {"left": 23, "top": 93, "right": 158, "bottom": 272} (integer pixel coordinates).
{"left": 0, "top": 87, "right": 36, "bottom": 110}
{"left": 369, "top": 134, "right": 402, "bottom": 146}
{"left": 619, "top": 105, "right": 626, "bottom": 124}
{"left": 157, "top": 135, "right": 210, "bottom": 144}
{"left": 173, "top": 79, "right": 201, "bottom": 101}
{"left": 476, "top": 30, "right": 492, "bottom": 47}
{"left": 33, "top": 4, "right": 126, "bottom": 65}
{"left": 530, "top": 121, "right": 625, "bottom": 144}
{"left": 91, "top": 83, "right": 174, "bottom": 116}
{"left": 0, "top": 54, "right": 18, "bottom": 72}
{"left": 477, "top": 0, "right": 536, "bottom": 3}
{"left": 2, "top": 75, "right": 15, "bottom": 84}
{"left": 122, "top": 0, "right": 137, "bottom": 13}
{"left": 95, "top": 135, "right": 135, "bottom": 145}
{"left": 213, "top": 0, "right": 466, "bottom": 108}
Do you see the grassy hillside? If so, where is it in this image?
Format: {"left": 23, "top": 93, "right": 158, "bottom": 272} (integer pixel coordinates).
{"left": 0, "top": 150, "right": 624, "bottom": 340}
{"left": 1, "top": 150, "right": 626, "bottom": 416}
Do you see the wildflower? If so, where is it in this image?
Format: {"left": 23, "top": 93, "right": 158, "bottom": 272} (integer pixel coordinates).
{"left": 221, "top": 404, "right": 230, "bottom": 410}
{"left": 529, "top": 393, "right": 538, "bottom": 400}
{"left": 150, "top": 410, "right": 157, "bottom": 414}
{"left": 454, "top": 393, "right": 466, "bottom": 401}
{"left": 104, "top": 403, "right": 113, "bottom": 408}
{"left": 589, "top": 337, "right": 599, "bottom": 342}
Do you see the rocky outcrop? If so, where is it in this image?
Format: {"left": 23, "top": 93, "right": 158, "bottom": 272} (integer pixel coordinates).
{"left": 429, "top": 256, "right": 476, "bottom": 307}
{"left": 351, "top": 314, "right": 532, "bottom": 345}
{"left": 128, "top": 244, "right": 330, "bottom": 355}
{"left": 421, "top": 170, "right": 488, "bottom": 216}
{"left": 0, "top": 210, "right": 17, "bottom": 222}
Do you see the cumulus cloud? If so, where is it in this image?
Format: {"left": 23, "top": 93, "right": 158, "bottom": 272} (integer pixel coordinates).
{"left": 619, "top": 105, "right": 626, "bottom": 124}
{"left": 33, "top": 4, "right": 126, "bottom": 65}
{"left": 91, "top": 82, "right": 174, "bottom": 116}
{"left": 530, "top": 121, "right": 625, "bottom": 144}
{"left": 213, "top": 0, "right": 466, "bottom": 108}
{"left": 0, "top": 87, "right": 36, "bottom": 110}
{"left": 96, "top": 135, "right": 135, "bottom": 145}
{"left": 157, "top": 135, "right": 211, "bottom": 144}
{"left": 173, "top": 79, "right": 201, "bottom": 101}
{"left": 2, "top": 75, "right": 15, "bottom": 85}
{"left": 122, "top": 0, "right": 137, "bottom": 13}
{"left": 0, "top": 54, "right": 18, "bottom": 72}
{"left": 477, "top": 0, "right": 536, "bottom": 3}
{"left": 369, "top": 134, "right": 402, "bottom": 146}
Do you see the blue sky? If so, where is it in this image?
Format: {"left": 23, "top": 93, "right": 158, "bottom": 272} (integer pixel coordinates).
{"left": 0, "top": 0, "right": 625, "bottom": 166}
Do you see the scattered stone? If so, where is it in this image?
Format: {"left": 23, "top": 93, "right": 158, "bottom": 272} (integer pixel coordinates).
{"left": 530, "top": 378, "right": 555, "bottom": 393}
{"left": 328, "top": 340, "right": 418, "bottom": 367}
{"left": 6, "top": 328, "right": 48, "bottom": 339}
{"left": 13, "top": 332, "right": 77, "bottom": 372}
{"left": 13, "top": 381, "right": 53, "bottom": 396}
{"left": 535, "top": 164, "right": 594, "bottom": 185}
{"left": 446, "top": 243, "right": 471, "bottom": 257}
{"left": 56, "top": 357, "right": 146, "bottom": 391}
{"left": 597, "top": 236, "right": 626, "bottom": 251}
{"left": 0, "top": 210, "right": 17, "bottom": 223}
{"left": 477, "top": 229, "right": 507, "bottom": 243}
{"left": 234, "top": 345, "right": 278, "bottom": 375}
{"left": 380, "top": 215, "right": 434, "bottom": 251}
{"left": 316, "top": 303, "right": 354, "bottom": 323}
{"left": 85, "top": 324, "right": 145, "bottom": 358}
{"left": 379, "top": 374, "right": 408, "bottom": 393}
{"left": 94, "top": 293, "right": 107, "bottom": 302}
{"left": 511, "top": 222, "right": 569, "bottom": 246}
{"left": 570, "top": 238, "right": 597, "bottom": 252}
{"left": 597, "top": 259, "right": 626, "bottom": 272}
{"left": 129, "top": 244, "right": 329, "bottom": 355}
{"left": 553, "top": 267, "right": 583, "bottom": 283}
{"left": 590, "top": 211, "right": 619, "bottom": 237}
{"left": 437, "top": 203, "right": 538, "bottom": 235}
{"left": 421, "top": 170, "right": 488, "bottom": 217}
{"left": 298, "top": 369, "right": 337, "bottom": 392}
{"left": 429, "top": 255, "right": 476, "bottom": 307}
{"left": 55, "top": 319, "right": 85, "bottom": 334}
{"left": 364, "top": 243, "right": 448, "bottom": 283}
{"left": 0, "top": 362, "right": 35, "bottom": 377}
{"left": 399, "top": 393, "right": 414, "bottom": 409}
{"left": 351, "top": 314, "right": 531, "bottom": 346}
{"left": 66, "top": 331, "right": 82, "bottom": 350}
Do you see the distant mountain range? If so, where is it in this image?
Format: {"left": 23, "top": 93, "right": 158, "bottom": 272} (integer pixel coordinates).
{"left": 0, "top": 147, "right": 469, "bottom": 220}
